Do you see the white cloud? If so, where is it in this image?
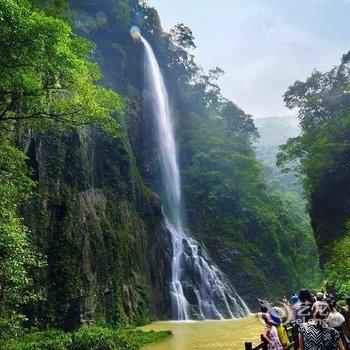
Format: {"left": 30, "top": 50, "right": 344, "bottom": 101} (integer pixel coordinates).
{"left": 149, "top": 0, "right": 349, "bottom": 117}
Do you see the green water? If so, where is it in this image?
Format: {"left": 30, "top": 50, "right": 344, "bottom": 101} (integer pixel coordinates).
{"left": 141, "top": 316, "right": 264, "bottom": 350}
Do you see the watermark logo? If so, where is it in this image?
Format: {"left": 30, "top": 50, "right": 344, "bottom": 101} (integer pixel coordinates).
{"left": 257, "top": 300, "right": 308, "bottom": 326}
{"left": 258, "top": 300, "right": 331, "bottom": 328}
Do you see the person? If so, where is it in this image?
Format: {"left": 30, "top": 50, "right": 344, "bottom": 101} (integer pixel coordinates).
{"left": 327, "top": 298, "right": 345, "bottom": 330}
{"left": 292, "top": 289, "right": 315, "bottom": 348}
{"left": 327, "top": 298, "right": 347, "bottom": 350}
{"left": 262, "top": 313, "right": 284, "bottom": 350}
{"left": 341, "top": 297, "right": 350, "bottom": 349}
{"left": 316, "top": 292, "right": 325, "bottom": 301}
{"left": 282, "top": 296, "right": 289, "bottom": 307}
{"left": 326, "top": 283, "right": 337, "bottom": 299}
{"left": 257, "top": 298, "right": 271, "bottom": 321}
{"left": 291, "top": 294, "right": 299, "bottom": 305}
{"left": 269, "top": 307, "right": 291, "bottom": 349}
{"left": 293, "top": 289, "right": 315, "bottom": 323}
{"left": 299, "top": 301, "right": 345, "bottom": 350}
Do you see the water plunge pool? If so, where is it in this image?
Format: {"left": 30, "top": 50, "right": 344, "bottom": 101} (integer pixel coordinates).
{"left": 140, "top": 315, "right": 264, "bottom": 350}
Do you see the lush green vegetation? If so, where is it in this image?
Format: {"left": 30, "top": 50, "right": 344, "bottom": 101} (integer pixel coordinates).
{"left": 0, "top": 0, "right": 123, "bottom": 131}
{"left": 0, "top": 136, "right": 39, "bottom": 339}
{"left": 278, "top": 52, "right": 350, "bottom": 297}
{"left": 5, "top": 326, "right": 171, "bottom": 350}
{"left": 1, "top": 0, "right": 176, "bottom": 343}
{"left": 0, "top": 0, "right": 126, "bottom": 341}
{"left": 0, "top": 0, "right": 328, "bottom": 346}
{"left": 325, "top": 234, "right": 350, "bottom": 298}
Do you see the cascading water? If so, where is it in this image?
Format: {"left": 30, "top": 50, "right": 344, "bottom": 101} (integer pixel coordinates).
{"left": 131, "top": 26, "right": 250, "bottom": 320}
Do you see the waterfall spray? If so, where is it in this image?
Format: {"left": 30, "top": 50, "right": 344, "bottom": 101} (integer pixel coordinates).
{"left": 132, "top": 26, "right": 250, "bottom": 320}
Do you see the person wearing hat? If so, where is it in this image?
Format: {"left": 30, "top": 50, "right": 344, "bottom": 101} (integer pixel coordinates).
{"left": 291, "top": 294, "right": 299, "bottom": 305}
{"left": 262, "top": 308, "right": 284, "bottom": 350}
{"left": 256, "top": 298, "right": 270, "bottom": 322}
{"left": 270, "top": 307, "right": 291, "bottom": 349}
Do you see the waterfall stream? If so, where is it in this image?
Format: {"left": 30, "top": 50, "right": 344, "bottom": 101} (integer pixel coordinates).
{"left": 136, "top": 28, "right": 250, "bottom": 320}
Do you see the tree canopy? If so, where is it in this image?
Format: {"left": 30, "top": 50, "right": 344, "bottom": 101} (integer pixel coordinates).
{"left": 278, "top": 51, "right": 350, "bottom": 295}
{"left": 0, "top": 0, "right": 123, "bottom": 133}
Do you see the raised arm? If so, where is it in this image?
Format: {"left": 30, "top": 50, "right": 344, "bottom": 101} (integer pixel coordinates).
{"left": 337, "top": 338, "right": 345, "bottom": 350}
{"left": 298, "top": 333, "right": 305, "bottom": 350}
{"left": 262, "top": 327, "right": 272, "bottom": 344}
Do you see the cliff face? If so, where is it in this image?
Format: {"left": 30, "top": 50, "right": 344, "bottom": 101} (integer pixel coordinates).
{"left": 22, "top": 128, "right": 172, "bottom": 329}
{"left": 14, "top": 1, "right": 175, "bottom": 329}
{"left": 310, "top": 148, "right": 350, "bottom": 265}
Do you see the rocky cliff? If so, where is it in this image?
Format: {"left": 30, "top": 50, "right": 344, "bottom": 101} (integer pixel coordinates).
{"left": 21, "top": 127, "right": 172, "bottom": 329}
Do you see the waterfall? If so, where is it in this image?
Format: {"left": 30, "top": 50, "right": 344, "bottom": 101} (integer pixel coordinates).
{"left": 134, "top": 27, "right": 250, "bottom": 320}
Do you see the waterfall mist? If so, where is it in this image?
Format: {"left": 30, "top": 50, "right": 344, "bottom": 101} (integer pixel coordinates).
{"left": 139, "top": 32, "right": 250, "bottom": 320}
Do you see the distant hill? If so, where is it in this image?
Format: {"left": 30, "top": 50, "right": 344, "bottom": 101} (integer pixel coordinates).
{"left": 254, "top": 115, "right": 301, "bottom": 192}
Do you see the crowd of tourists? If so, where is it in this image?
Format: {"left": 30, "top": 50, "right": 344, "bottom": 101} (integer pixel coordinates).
{"left": 257, "top": 287, "right": 350, "bottom": 350}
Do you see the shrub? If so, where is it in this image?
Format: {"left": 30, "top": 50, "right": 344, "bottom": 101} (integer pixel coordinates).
{"left": 70, "top": 326, "right": 129, "bottom": 350}
{"left": 6, "top": 326, "right": 171, "bottom": 350}
{"left": 8, "top": 330, "right": 71, "bottom": 350}
{"left": 325, "top": 232, "right": 350, "bottom": 298}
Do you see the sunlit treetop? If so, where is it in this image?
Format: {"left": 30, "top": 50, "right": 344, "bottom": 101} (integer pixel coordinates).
{"left": 0, "top": 0, "right": 124, "bottom": 135}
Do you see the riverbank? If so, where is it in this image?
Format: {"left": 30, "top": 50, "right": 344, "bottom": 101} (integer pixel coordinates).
{"left": 4, "top": 326, "right": 171, "bottom": 350}
{"left": 4, "top": 316, "right": 262, "bottom": 350}
{"left": 140, "top": 315, "right": 264, "bottom": 350}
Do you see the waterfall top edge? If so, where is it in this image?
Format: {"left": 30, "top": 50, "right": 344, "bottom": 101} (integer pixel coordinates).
{"left": 130, "top": 25, "right": 141, "bottom": 40}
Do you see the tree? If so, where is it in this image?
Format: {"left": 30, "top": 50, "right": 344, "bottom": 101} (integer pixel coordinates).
{"left": 220, "top": 100, "right": 258, "bottom": 140}
{"left": 170, "top": 23, "right": 196, "bottom": 50}
{"left": 0, "top": 0, "right": 124, "bottom": 134}
{"left": 278, "top": 52, "right": 350, "bottom": 270}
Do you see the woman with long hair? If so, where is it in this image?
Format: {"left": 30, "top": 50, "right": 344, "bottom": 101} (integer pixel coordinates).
{"left": 292, "top": 289, "right": 315, "bottom": 348}
{"left": 299, "top": 301, "right": 345, "bottom": 350}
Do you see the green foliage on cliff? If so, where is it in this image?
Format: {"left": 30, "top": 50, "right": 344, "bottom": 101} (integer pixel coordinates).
{"left": 0, "top": 0, "right": 127, "bottom": 339}
{"left": 325, "top": 234, "right": 350, "bottom": 298}
{"left": 179, "top": 109, "right": 319, "bottom": 300}
{"left": 278, "top": 52, "right": 350, "bottom": 295}
{"left": 0, "top": 137, "right": 42, "bottom": 340}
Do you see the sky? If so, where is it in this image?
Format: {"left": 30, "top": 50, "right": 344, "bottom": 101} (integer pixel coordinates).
{"left": 148, "top": 0, "right": 350, "bottom": 118}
